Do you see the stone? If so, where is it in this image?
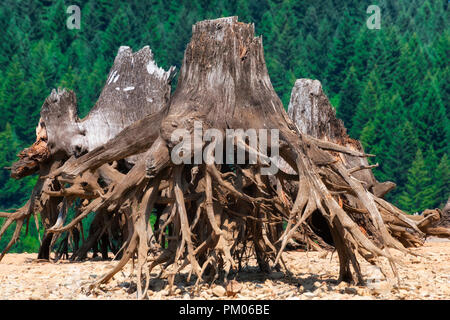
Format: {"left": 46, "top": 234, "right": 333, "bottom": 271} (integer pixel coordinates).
{"left": 313, "top": 281, "right": 323, "bottom": 288}
{"left": 269, "top": 272, "right": 284, "bottom": 280}
{"left": 303, "top": 291, "right": 316, "bottom": 298}
{"left": 212, "top": 285, "right": 226, "bottom": 297}
{"left": 344, "top": 287, "right": 357, "bottom": 295}
{"left": 367, "top": 281, "right": 392, "bottom": 294}
{"left": 150, "top": 279, "right": 165, "bottom": 291}
{"left": 356, "top": 287, "right": 370, "bottom": 296}
{"left": 226, "top": 280, "right": 243, "bottom": 297}
{"left": 336, "top": 281, "right": 348, "bottom": 290}
{"left": 319, "top": 252, "right": 328, "bottom": 259}
{"left": 160, "top": 289, "right": 169, "bottom": 296}
{"left": 366, "top": 265, "right": 384, "bottom": 281}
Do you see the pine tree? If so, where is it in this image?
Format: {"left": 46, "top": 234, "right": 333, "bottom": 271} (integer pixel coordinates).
{"left": 350, "top": 69, "right": 380, "bottom": 138}
{"left": 236, "top": 0, "right": 251, "bottom": 23}
{"left": 424, "top": 146, "right": 439, "bottom": 174}
{"left": 296, "top": 33, "right": 321, "bottom": 79}
{"left": 0, "top": 56, "right": 28, "bottom": 132}
{"left": 359, "top": 90, "right": 405, "bottom": 184}
{"left": 411, "top": 73, "right": 449, "bottom": 158}
{"left": 41, "top": 0, "right": 75, "bottom": 51}
{"left": 413, "top": 0, "right": 446, "bottom": 43}
{"left": 0, "top": 124, "right": 36, "bottom": 209}
{"left": 394, "top": 34, "right": 428, "bottom": 108}
{"left": 429, "top": 32, "right": 449, "bottom": 115}
{"left": 258, "top": 11, "right": 278, "bottom": 51}
{"left": 247, "top": 0, "right": 269, "bottom": 22}
{"left": 399, "top": 149, "right": 436, "bottom": 214}
{"left": 434, "top": 154, "right": 449, "bottom": 208}
{"left": 0, "top": 15, "right": 22, "bottom": 70}
{"left": 385, "top": 121, "right": 419, "bottom": 204}
{"left": 350, "top": 27, "right": 375, "bottom": 82}
{"left": 83, "top": 58, "right": 109, "bottom": 112}
{"left": 13, "top": 79, "right": 36, "bottom": 143}
{"left": 337, "top": 66, "right": 360, "bottom": 129}
{"left": 301, "top": 6, "right": 319, "bottom": 35}
{"left": 324, "top": 11, "right": 356, "bottom": 95}
{"left": 99, "top": 7, "right": 133, "bottom": 64}
{"left": 29, "top": 40, "right": 59, "bottom": 89}
{"left": 274, "top": 2, "right": 301, "bottom": 71}
{"left": 368, "top": 28, "right": 401, "bottom": 90}
{"left": 313, "top": 18, "right": 332, "bottom": 81}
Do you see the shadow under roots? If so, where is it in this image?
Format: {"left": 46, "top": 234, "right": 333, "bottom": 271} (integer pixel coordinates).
{"left": 309, "top": 210, "right": 334, "bottom": 247}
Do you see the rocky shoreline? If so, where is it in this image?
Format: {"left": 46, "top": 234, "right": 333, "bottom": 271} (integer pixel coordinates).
{"left": 0, "top": 240, "right": 448, "bottom": 300}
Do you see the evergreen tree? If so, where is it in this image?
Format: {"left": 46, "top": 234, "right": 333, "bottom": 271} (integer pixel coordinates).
{"left": 413, "top": 0, "right": 446, "bottom": 43}
{"left": 367, "top": 28, "right": 401, "bottom": 90}
{"left": 0, "top": 15, "right": 23, "bottom": 70}
{"left": 385, "top": 121, "right": 419, "bottom": 203}
{"left": 248, "top": 0, "right": 269, "bottom": 22}
{"left": 394, "top": 34, "right": 427, "bottom": 108}
{"left": 29, "top": 40, "right": 59, "bottom": 89}
{"left": 350, "top": 69, "right": 380, "bottom": 138}
{"left": 424, "top": 146, "right": 439, "bottom": 175}
{"left": 236, "top": 0, "right": 251, "bottom": 23}
{"left": 337, "top": 66, "right": 360, "bottom": 129}
{"left": 399, "top": 149, "right": 436, "bottom": 214}
{"left": 324, "top": 11, "right": 356, "bottom": 95}
{"left": 359, "top": 91, "right": 404, "bottom": 184}
{"left": 0, "top": 56, "right": 28, "bottom": 132}
{"left": 0, "top": 124, "right": 36, "bottom": 209}
{"left": 429, "top": 32, "right": 449, "bottom": 114}
{"left": 301, "top": 6, "right": 319, "bottom": 35}
{"left": 83, "top": 58, "right": 109, "bottom": 113}
{"left": 350, "top": 27, "right": 375, "bottom": 82}
{"left": 434, "top": 154, "right": 450, "bottom": 208}
{"left": 313, "top": 18, "right": 332, "bottom": 81}
{"left": 41, "top": 0, "right": 75, "bottom": 50}
{"left": 99, "top": 7, "right": 133, "bottom": 63}
{"left": 296, "top": 33, "right": 321, "bottom": 79}
{"left": 411, "top": 73, "right": 449, "bottom": 158}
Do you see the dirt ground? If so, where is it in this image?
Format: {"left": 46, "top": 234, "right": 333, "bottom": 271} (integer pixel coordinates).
{"left": 0, "top": 239, "right": 448, "bottom": 300}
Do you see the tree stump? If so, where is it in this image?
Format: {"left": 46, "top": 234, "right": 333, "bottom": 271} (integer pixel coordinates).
{"left": 1, "top": 17, "right": 448, "bottom": 299}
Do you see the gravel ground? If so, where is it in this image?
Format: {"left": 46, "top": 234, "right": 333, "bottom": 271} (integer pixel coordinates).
{"left": 0, "top": 239, "right": 448, "bottom": 300}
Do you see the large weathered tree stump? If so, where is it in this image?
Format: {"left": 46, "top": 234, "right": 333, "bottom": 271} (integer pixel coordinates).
{"left": 287, "top": 79, "right": 393, "bottom": 197}
{"left": 285, "top": 79, "right": 448, "bottom": 249}
{"left": 1, "top": 17, "right": 448, "bottom": 299}
{"left": 1, "top": 46, "right": 175, "bottom": 261}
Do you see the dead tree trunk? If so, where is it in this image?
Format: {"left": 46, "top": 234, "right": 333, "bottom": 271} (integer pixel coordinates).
{"left": 287, "top": 79, "right": 395, "bottom": 198}
{"left": 1, "top": 46, "right": 175, "bottom": 260}
{"left": 1, "top": 17, "right": 448, "bottom": 299}
{"left": 284, "top": 79, "right": 446, "bottom": 249}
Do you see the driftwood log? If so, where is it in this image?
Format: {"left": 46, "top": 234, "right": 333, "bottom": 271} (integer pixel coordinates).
{"left": 1, "top": 17, "right": 449, "bottom": 299}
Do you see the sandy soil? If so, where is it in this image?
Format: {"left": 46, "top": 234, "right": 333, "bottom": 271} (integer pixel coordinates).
{"left": 0, "top": 239, "right": 448, "bottom": 300}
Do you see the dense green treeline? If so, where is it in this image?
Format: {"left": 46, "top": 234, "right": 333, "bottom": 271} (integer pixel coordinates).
{"left": 0, "top": 0, "right": 448, "bottom": 252}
